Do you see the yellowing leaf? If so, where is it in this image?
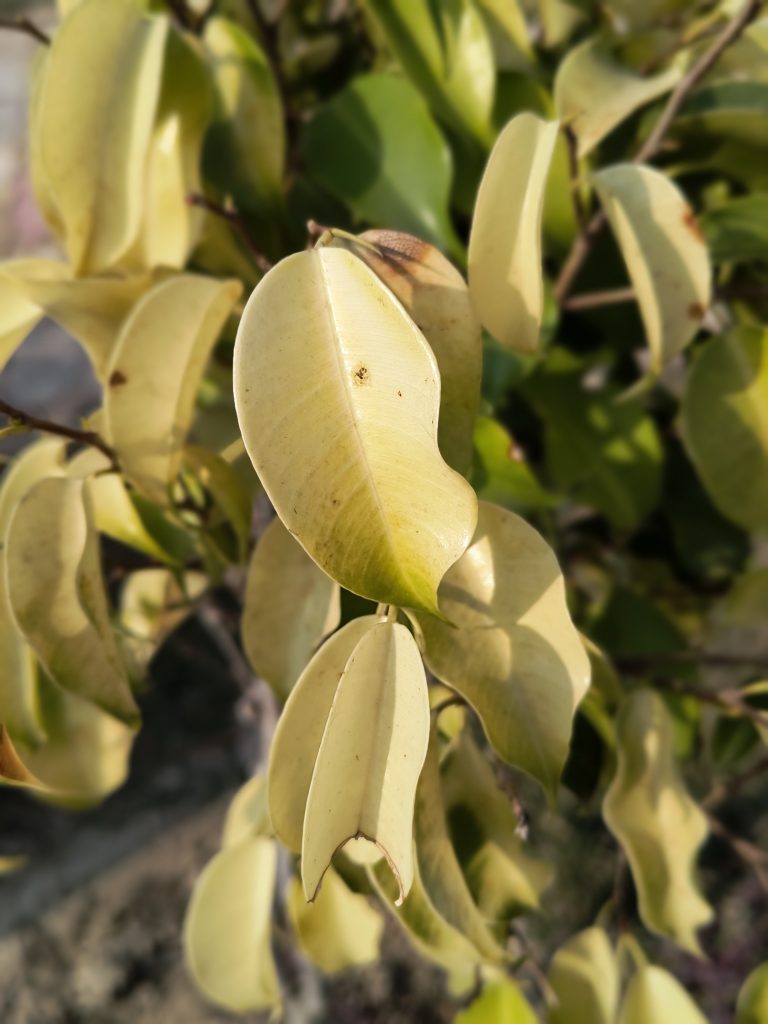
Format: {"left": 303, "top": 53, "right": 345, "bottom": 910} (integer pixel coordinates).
{"left": 331, "top": 229, "right": 482, "bottom": 477}
{"left": 286, "top": 869, "right": 383, "bottom": 973}
{"left": 105, "top": 274, "right": 241, "bottom": 504}
{"left": 243, "top": 517, "right": 341, "bottom": 699}
{"left": 183, "top": 835, "right": 280, "bottom": 1013}
{"left": 36, "top": 0, "right": 168, "bottom": 273}
{"left": 6, "top": 477, "right": 139, "bottom": 726}
{"left": 593, "top": 164, "right": 711, "bottom": 371}
{"left": 547, "top": 927, "right": 619, "bottom": 1024}
{"left": 682, "top": 327, "right": 768, "bottom": 533}
{"left": 415, "top": 501, "right": 590, "bottom": 798}
{"left": 736, "top": 963, "right": 768, "bottom": 1024}
{"left": 302, "top": 622, "right": 430, "bottom": 903}
{"left": 618, "top": 966, "right": 707, "bottom": 1024}
{"left": 603, "top": 690, "right": 713, "bottom": 954}
{"left": 468, "top": 114, "right": 559, "bottom": 353}
{"left": 233, "top": 247, "right": 477, "bottom": 613}
{"left": 455, "top": 981, "right": 539, "bottom": 1024}
{"left": 554, "top": 38, "right": 680, "bottom": 158}
{"left": 268, "top": 616, "right": 379, "bottom": 853}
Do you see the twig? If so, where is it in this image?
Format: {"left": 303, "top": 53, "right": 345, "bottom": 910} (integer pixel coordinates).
{"left": 563, "top": 127, "right": 588, "bottom": 230}
{"left": 0, "top": 397, "right": 119, "bottom": 470}
{"left": 707, "top": 813, "right": 768, "bottom": 892}
{"left": 562, "top": 287, "right": 636, "bottom": 311}
{"left": 0, "top": 16, "right": 50, "bottom": 45}
{"left": 187, "top": 194, "right": 272, "bottom": 274}
{"left": 703, "top": 755, "right": 768, "bottom": 811}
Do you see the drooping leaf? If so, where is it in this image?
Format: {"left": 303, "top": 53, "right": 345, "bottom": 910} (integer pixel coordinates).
{"left": 183, "top": 835, "right": 281, "bottom": 1013}
{"left": 471, "top": 416, "right": 557, "bottom": 513}
{"left": 267, "top": 616, "right": 379, "bottom": 853}
{"left": 105, "top": 273, "right": 241, "bottom": 504}
{"left": 242, "top": 517, "right": 341, "bottom": 699}
{"left": 330, "top": 229, "right": 482, "bottom": 476}
{"left": 468, "top": 113, "right": 559, "bottom": 352}
{"left": 302, "top": 622, "right": 430, "bottom": 903}
{"left": 414, "top": 501, "right": 591, "bottom": 798}
{"left": 603, "top": 690, "right": 713, "bottom": 954}
{"left": 736, "top": 962, "right": 768, "bottom": 1024}
{"left": 547, "top": 927, "right": 619, "bottom": 1024}
{"left": 455, "top": 980, "right": 539, "bottom": 1024}
{"left": 300, "top": 74, "right": 463, "bottom": 258}
{"left": 592, "top": 164, "right": 711, "bottom": 371}
{"left": 234, "top": 247, "right": 477, "bottom": 613}
{"left": 618, "top": 966, "right": 707, "bottom": 1024}
{"left": 554, "top": 37, "right": 680, "bottom": 158}
{"left": 681, "top": 327, "right": 768, "bottom": 533}
{"left": 286, "top": 869, "right": 383, "bottom": 973}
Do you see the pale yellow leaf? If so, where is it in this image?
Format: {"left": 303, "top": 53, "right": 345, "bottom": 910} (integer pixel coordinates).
{"left": 414, "top": 501, "right": 591, "bottom": 798}
{"left": 234, "top": 247, "right": 477, "bottom": 613}
{"left": 593, "top": 164, "right": 711, "bottom": 371}
{"left": 268, "top": 616, "right": 379, "bottom": 853}
{"left": 468, "top": 113, "right": 559, "bottom": 353}
{"left": 547, "top": 927, "right": 619, "bottom": 1024}
{"left": 603, "top": 690, "right": 713, "bottom": 954}
{"left": 222, "top": 774, "right": 271, "bottom": 848}
{"left": 0, "top": 263, "right": 47, "bottom": 372}
{"left": 243, "top": 517, "right": 341, "bottom": 699}
{"left": 618, "top": 965, "right": 707, "bottom": 1024}
{"left": 301, "top": 622, "right": 430, "bottom": 903}
{"left": 104, "top": 274, "right": 241, "bottom": 503}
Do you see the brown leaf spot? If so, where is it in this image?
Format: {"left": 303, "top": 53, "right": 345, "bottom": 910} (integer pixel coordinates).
{"left": 353, "top": 365, "right": 369, "bottom": 384}
{"left": 688, "top": 301, "right": 706, "bottom": 320}
{"left": 109, "top": 369, "right": 127, "bottom": 387}
{"left": 682, "top": 208, "right": 704, "bottom": 243}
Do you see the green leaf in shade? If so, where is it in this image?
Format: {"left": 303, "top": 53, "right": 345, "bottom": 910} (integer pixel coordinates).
{"left": 300, "top": 73, "right": 463, "bottom": 259}
{"left": 471, "top": 416, "right": 557, "bottom": 513}
{"left": 675, "top": 82, "right": 768, "bottom": 149}
{"left": 701, "top": 194, "right": 768, "bottom": 263}
{"left": 455, "top": 980, "right": 539, "bottom": 1024}
{"left": 547, "top": 927, "right": 619, "bottom": 1024}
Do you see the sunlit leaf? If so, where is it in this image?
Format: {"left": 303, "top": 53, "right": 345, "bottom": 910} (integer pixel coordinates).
{"left": 0, "top": 262, "right": 51, "bottom": 371}
{"left": 618, "top": 965, "right": 707, "bottom": 1024}
{"left": 243, "top": 517, "right": 340, "bottom": 698}
{"left": 415, "top": 501, "right": 591, "bottom": 798}
{"left": 736, "top": 962, "right": 768, "bottom": 1024}
{"left": 681, "top": 327, "right": 768, "bottom": 533}
{"left": 547, "top": 927, "right": 619, "bottom": 1024}
{"left": 302, "top": 622, "right": 430, "bottom": 903}
{"left": 234, "top": 247, "right": 477, "bottom": 613}
{"left": 455, "top": 980, "right": 539, "bottom": 1024}
{"left": 603, "top": 690, "right": 713, "bottom": 954}
{"left": 468, "top": 113, "right": 559, "bottom": 353}
{"left": 593, "top": 164, "right": 711, "bottom": 371}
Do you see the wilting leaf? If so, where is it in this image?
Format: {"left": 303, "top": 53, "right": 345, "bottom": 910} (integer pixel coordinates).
{"left": 301, "top": 74, "right": 463, "bottom": 258}
{"left": 35, "top": 0, "right": 168, "bottom": 273}
{"left": 593, "top": 164, "right": 711, "bottom": 371}
{"left": 547, "top": 927, "right": 619, "bottom": 1024}
{"left": 243, "top": 517, "right": 340, "bottom": 698}
{"left": 471, "top": 416, "right": 556, "bottom": 512}
{"left": 700, "top": 194, "right": 768, "bottom": 263}
{"left": 267, "top": 616, "right": 379, "bottom": 854}
{"left": 455, "top": 980, "right": 539, "bottom": 1024}
{"left": 468, "top": 113, "right": 559, "bottom": 352}
{"left": 6, "top": 477, "right": 139, "bottom": 726}
{"left": 618, "top": 966, "right": 707, "bottom": 1024}
{"left": 330, "top": 229, "right": 482, "bottom": 476}
{"left": 302, "top": 622, "right": 430, "bottom": 903}
{"left": 603, "top": 690, "right": 713, "bottom": 954}
{"left": 415, "top": 501, "right": 591, "bottom": 798}
{"left": 234, "top": 247, "right": 477, "bottom": 613}
{"left": 682, "top": 327, "right": 768, "bottom": 533}
{"left": 105, "top": 274, "right": 241, "bottom": 504}
{"left": 736, "top": 963, "right": 768, "bottom": 1024}
{"left": 554, "top": 37, "right": 680, "bottom": 158}
{"left": 287, "top": 869, "right": 383, "bottom": 973}
{"left": 183, "top": 835, "right": 280, "bottom": 1013}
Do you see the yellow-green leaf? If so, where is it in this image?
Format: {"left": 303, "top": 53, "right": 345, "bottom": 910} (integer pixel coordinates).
{"left": 243, "top": 517, "right": 340, "bottom": 699}
{"left": 286, "top": 869, "right": 383, "bottom": 973}
{"left": 468, "top": 114, "right": 559, "bottom": 353}
{"left": 233, "top": 248, "right": 477, "bottom": 613}
{"left": 475, "top": 0, "right": 534, "bottom": 73}
{"left": 268, "top": 616, "right": 379, "bottom": 853}
{"left": 222, "top": 774, "right": 271, "bottom": 848}
{"left": 455, "top": 981, "right": 539, "bottom": 1024}
{"left": 414, "top": 501, "right": 591, "bottom": 798}
{"left": 0, "top": 262, "right": 49, "bottom": 371}
{"left": 547, "top": 927, "right": 619, "bottom": 1024}
{"left": 736, "top": 963, "right": 768, "bottom": 1024}
{"left": 618, "top": 966, "right": 707, "bottom": 1024}
{"left": 593, "top": 164, "right": 711, "bottom": 371}
{"left": 330, "top": 229, "right": 482, "bottom": 477}
{"left": 554, "top": 38, "right": 680, "bottom": 158}
{"left": 0, "top": 725, "right": 41, "bottom": 788}
{"left": 105, "top": 273, "right": 241, "bottom": 503}
{"left": 603, "top": 690, "right": 713, "bottom": 954}
{"left": 302, "top": 622, "right": 430, "bottom": 903}
{"left": 118, "top": 568, "right": 205, "bottom": 673}
{"left": 183, "top": 835, "right": 280, "bottom": 1013}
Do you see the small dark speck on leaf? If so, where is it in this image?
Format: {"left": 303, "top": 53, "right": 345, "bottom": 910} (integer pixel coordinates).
{"left": 109, "top": 369, "right": 127, "bottom": 387}
{"left": 353, "top": 364, "right": 370, "bottom": 384}
{"left": 682, "top": 208, "right": 704, "bottom": 243}
{"left": 397, "top": 390, "right": 402, "bottom": 397}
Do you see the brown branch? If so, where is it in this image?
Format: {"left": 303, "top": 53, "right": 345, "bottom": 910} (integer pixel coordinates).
{"left": 563, "top": 126, "right": 588, "bottom": 230}
{"left": 0, "top": 398, "right": 119, "bottom": 470}
{"left": 187, "top": 193, "right": 272, "bottom": 274}
{"left": 0, "top": 16, "right": 50, "bottom": 45}
{"left": 703, "top": 755, "right": 768, "bottom": 811}
{"left": 707, "top": 813, "right": 768, "bottom": 892}
{"left": 562, "top": 287, "right": 636, "bottom": 311}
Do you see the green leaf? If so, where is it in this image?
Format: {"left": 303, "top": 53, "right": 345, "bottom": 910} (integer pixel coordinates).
{"left": 302, "top": 622, "right": 430, "bottom": 904}
{"left": 329, "top": 229, "right": 482, "bottom": 476}
{"left": 0, "top": 261, "right": 50, "bottom": 371}
{"left": 547, "top": 927, "right": 619, "bottom": 1024}
{"left": 233, "top": 247, "right": 477, "bottom": 614}
{"left": 471, "top": 416, "right": 557, "bottom": 513}
{"left": 300, "top": 73, "right": 462, "bottom": 259}
{"left": 183, "top": 444, "right": 253, "bottom": 562}
{"left": 736, "top": 962, "right": 768, "bottom": 1024}
{"left": 682, "top": 327, "right": 768, "bottom": 532}
{"left": 415, "top": 501, "right": 591, "bottom": 798}
{"left": 675, "top": 82, "right": 768, "bottom": 149}
{"left": 700, "top": 194, "right": 768, "bottom": 263}
{"left": 593, "top": 164, "right": 711, "bottom": 371}
{"left": 618, "top": 966, "right": 707, "bottom": 1024}
{"left": 242, "top": 517, "right": 340, "bottom": 699}
{"left": 455, "top": 981, "right": 539, "bottom": 1024}
{"left": 603, "top": 690, "right": 713, "bottom": 954}
{"left": 475, "top": 0, "right": 534, "bottom": 74}
{"left": 468, "top": 113, "right": 559, "bottom": 353}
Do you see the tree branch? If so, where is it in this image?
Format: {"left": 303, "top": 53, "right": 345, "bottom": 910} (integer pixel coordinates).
{"left": 0, "top": 398, "right": 119, "bottom": 470}
{"left": 562, "top": 287, "right": 636, "bottom": 311}
{"left": 707, "top": 813, "right": 768, "bottom": 892}
{"left": 703, "top": 755, "right": 768, "bottom": 811}
{"left": 187, "top": 193, "right": 272, "bottom": 274}
{"left": 0, "top": 16, "right": 50, "bottom": 45}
